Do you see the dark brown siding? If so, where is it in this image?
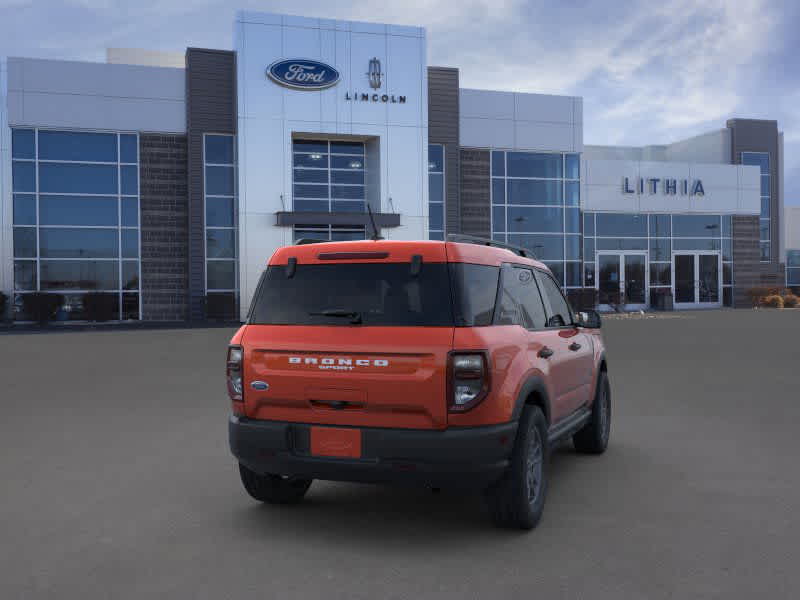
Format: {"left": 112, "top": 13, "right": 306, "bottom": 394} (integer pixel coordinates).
{"left": 428, "top": 67, "right": 460, "bottom": 234}
{"left": 732, "top": 215, "right": 760, "bottom": 307}
{"left": 459, "top": 149, "right": 491, "bottom": 238}
{"left": 186, "top": 48, "right": 237, "bottom": 321}
{"left": 139, "top": 134, "right": 189, "bottom": 321}
{"left": 727, "top": 118, "right": 785, "bottom": 288}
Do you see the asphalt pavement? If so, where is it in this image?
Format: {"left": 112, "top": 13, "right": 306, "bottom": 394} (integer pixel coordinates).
{"left": 1, "top": 309, "right": 799, "bottom": 599}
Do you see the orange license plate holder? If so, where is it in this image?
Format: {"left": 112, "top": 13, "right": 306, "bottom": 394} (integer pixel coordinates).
{"left": 310, "top": 426, "right": 362, "bottom": 459}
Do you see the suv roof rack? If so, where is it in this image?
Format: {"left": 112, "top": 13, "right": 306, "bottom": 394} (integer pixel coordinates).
{"left": 294, "top": 238, "right": 326, "bottom": 245}
{"left": 446, "top": 234, "right": 536, "bottom": 259}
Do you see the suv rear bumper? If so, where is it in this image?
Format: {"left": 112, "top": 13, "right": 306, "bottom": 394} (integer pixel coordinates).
{"left": 229, "top": 416, "right": 517, "bottom": 488}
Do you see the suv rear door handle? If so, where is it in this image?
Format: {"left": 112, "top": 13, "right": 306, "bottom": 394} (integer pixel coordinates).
{"left": 538, "top": 347, "right": 554, "bottom": 359}
{"left": 568, "top": 342, "right": 581, "bottom": 351}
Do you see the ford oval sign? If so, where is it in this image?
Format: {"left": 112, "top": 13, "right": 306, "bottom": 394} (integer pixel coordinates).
{"left": 267, "top": 59, "right": 340, "bottom": 90}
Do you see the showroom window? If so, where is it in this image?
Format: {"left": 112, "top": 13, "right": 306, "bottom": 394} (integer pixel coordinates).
{"left": 742, "top": 152, "right": 770, "bottom": 261}
{"left": 491, "top": 150, "right": 581, "bottom": 288}
{"left": 292, "top": 225, "right": 366, "bottom": 242}
{"left": 583, "top": 213, "right": 734, "bottom": 306}
{"left": 204, "top": 134, "right": 238, "bottom": 315}
{"left": 11, "top": 128, "right": 141, "bottom": 321}
{"left": 428, "top": 144, "right": 445, "bottom": 240}
{"left": 292, "top": 140, "right": 365, "bottom": 213}
{"left": 787, "top": 250, "right": 800, "bottom": 288}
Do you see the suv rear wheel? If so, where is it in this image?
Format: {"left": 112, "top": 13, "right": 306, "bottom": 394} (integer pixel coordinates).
{"left": 485, "top": 405, "right": 548, "bottom": 530}
{"left": 238, "top": 464, "right": 312, "bottom": 504}
{"left": 573, "top": 371, "right": 611, "bottom": 454}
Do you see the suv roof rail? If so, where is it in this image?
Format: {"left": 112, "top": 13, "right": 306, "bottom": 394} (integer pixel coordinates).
{"left": 446, "top": 234, "right": 536, "bottom": 259}
{"left": 294, "top": 238, "right": 325, "bottom": 245}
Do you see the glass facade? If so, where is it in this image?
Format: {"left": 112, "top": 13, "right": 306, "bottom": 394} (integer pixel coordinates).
{"left": 787, "top": 250, "right": 800, "bottom": 287}
{"left": 428, "top": 144, "right": 445, "bottom": 240}
{"left": 292, "top": 140, "right": 366, "bottom": 213}
{"left": 491, "top": 150, "right": 581, "bottom": 288}
{"left": 204, "top": 134, "right": 239, "bottom": 312}
{"left": 584, "top": 212, "right": 734, "bottom": 306}
{"left": 11, "top": 128, "right": 141, "bottom": 320}
{"left": 742, "top": 152, "right": 770, "bottom": 261}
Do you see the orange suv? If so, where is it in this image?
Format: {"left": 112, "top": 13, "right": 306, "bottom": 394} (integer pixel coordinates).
{"left": 227, "top": 236, "right": 610, "bottom": 529}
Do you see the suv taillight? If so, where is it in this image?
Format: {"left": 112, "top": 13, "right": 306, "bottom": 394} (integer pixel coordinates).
{"left": 227, "top": 345, "right": 243, "bottom": 403}
{"left": 448, "top": 351, "right": 490, "bottom": 412}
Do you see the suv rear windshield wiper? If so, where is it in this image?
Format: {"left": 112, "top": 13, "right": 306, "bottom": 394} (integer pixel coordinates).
{"left": 308, "top": 309, "right": 363, "bottom": 324}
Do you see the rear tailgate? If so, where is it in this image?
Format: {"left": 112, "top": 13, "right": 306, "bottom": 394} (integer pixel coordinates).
{"left": 242, "top": 325, "right": 453, "bottom": 429}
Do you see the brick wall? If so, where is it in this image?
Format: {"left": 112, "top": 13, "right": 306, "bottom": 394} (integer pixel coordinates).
{"left": 139, "top": 134, "right": 189, "bottom": 321}
{"left": 459, "top": 149, "right": 491, "bottom": 238}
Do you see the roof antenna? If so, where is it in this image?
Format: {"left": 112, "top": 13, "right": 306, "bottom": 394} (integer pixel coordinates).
{"left": 366, "top": 204, "right": 384, "bottom": 241}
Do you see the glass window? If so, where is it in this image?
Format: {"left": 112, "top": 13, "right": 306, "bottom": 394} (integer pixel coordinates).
{"left": 294, "top": 153, "right": 329, "bottom": 168}
{"left": 250, "top": 263, "right": 453, "bottom": 326}
{"left": 723, "top": 263, "right": 732, "bottom": 285}
{"left": 294, "top": 199, "right": 328, "bottom": 212}
{"left": 13, "top": 194, "right": 36, "bottom": 225}
{"left": 14, "top": 261, "right": 37, "bottom": 291}
{"left": 760, "top": 242, "right": 770, "bottom": 262}
{"left": 121, "top": 198, "right": 139, "bottom": 227}
{"left": 596, "top": 238, "right": 647, "bottom": 251}
{"left": 507, "top": 152, "right": 563, "bottom": 178}
{"left": 13, "top": 228, "right": 37, "bottom": 258}
{"left": 206, "top": 197, "right": 234, "bottom": 227}
{"left": 449, "top": 264, "right": 500, "bottom": 327}
{"left": 537, "top": 271, "right": 572, "bottom": 327}
{"left": 40, "top": 260, "right": 119, "bottom": 290}
{"left": 649, "top": 238, "right": 671, "bottom": 261}
{"left": 595, "top": 213, "right": 647, "bottom": 237}
{"left": 565, "top": 262, "right": 582, "bottom": 287}
{"left": 761, "top": 197, "right": 770, "bottom": 218}
{"left": 122, "top": 261, "right": 139, "bottom": 290}
{"left": 292, "top": 168, "right": 327, "bottom": 184}
{"left": 39, "top": 228, "right": 118, "bottom": 258}
{"left": 492, "top": 179, "right": 505, "bottom": 205}
{"left": 331, "top": 155, "right": 363, "bottom": 170}
{"left": 122, "top": 293, "right": 140, "bottom": 320}
{"left": 38, "top": 131, "right": 117, "bottom": 162}
{"left": 507, "top": 234, "right": 564, "bottom": 261}
{"left": 565, "top": 181, "right": 580, "bottom": 206}
{"left": 565, "top": 235, "right": 581, "bottom": 260}
{"left": 722, "top": 238, "right": 732, "bottom": 261}
{"left": 495, "top": 267, "right": 546, "bottom": 329}
{"left": 293, "top": 184, "right": 328, "bottom": 199}
{"left": 12, "top": 129, "right": 36, "bottom": 159}
{"left": 205, "top": 135, "right": 234, "bottom": 164}
{"left": 507, "top": 206, "right": 563, "bottom": 233}
{"left": 330, "top": 141, "right": 364, "bottom": 155}
{"left": 429, "top": 172, "right": 444, "bottom": 204}
{"left": 207, "top": 260, "right": 237, "bottom": 290}
{"left": 331, "top": 170, "right": 364, "bottom": 185}
{"left": 491, "top": 151, "right": 505, "bottom": 177}
{"left": 721, "top": 215, "right": 732, "bottom": 237}
{"left": 584, "top": 262, "right": 595, "bottom": 287}
{"left": 121, "top": 165, "right": 138, "bottom": 195}
{"left": 650, "top": 264, "right": 671, "bottom": 286}
{"left": 293, "top": 140, "right": 328, "bottom": 154}
{"left": 787, "top": 251, "right": 800, "bottom": 268}
{"left": 507, "top": 180, "right": 562, "bottom": 205}
{"left": 583, "top": 237, "right": 595, "bottom": 262}
{"left": 428, "top": 145, "right": 444, "bottom": 172}
{"left": 429, "top": 203, "right": 444, "bottom": 232}
{"left": 12, "top": 161, "right": 36, "bottom": 192}
{"left": 565, "top": 208, "right": 580, "bottom": 233}
{"left": 649, "top": 214, "right": 671, "bottom": 237}
{"left": 331, "top": 185, "right": 365, "bottom": 200}
{"left": 39, "top": 163, "right": 118, "bottom": 194}
{"left": 544, "top": 262, "right": 564, "bottom": 286}
{"left": 332, "top": 201, "right": 365, "bottom": 212}
{"left": 673, "top": 214, "right": 720, "bottom": 237}
{"left": 759, "top": 219, "right": 770, "bottom": 241}
{"left": 760, "top": 175, "right": 770, "bottom": 197}
{"left": 583, "top": 213, "right": 595, "bottom": 237}
{"left": 330, "top": 227, "right": 366, "bottom": 241}
{"left": 206, "top": 166, "right": 235, "bottom": 196}
{"left": 741, "top": 152, "right": 769, "bottom": 174}
{"left": 120, "top": 135, "right": 138, "bottom": 163}
{"left": 40, "top": 195, "right": 118, "bottom": 226}
{"left": 492, "top": 207, "right": 505, "bottom": 233}
{"left": 206, "top": 229, "right": 236, "bottom": 258}
{"left": 723, "top": 287, "right": 732, "bottom": 307}
{"left": 121, "top": 229, "right": 139, "bottom": 258}
{"left": 673, "top": 238, "right": 721, "bottom": 251}
{"left": 565, "top": 154, "right": 580, "bottom": 180}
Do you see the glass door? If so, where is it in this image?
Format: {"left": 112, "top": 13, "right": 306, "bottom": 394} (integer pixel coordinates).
{"left": 673, "top": 252, "right": 721, "bottom": 309}
{"left": 597, "top": 252, "right": 648, "bottom": 311}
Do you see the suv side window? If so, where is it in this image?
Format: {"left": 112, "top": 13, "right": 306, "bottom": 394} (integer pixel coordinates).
{"left": 495, "top": 266, "right": 547, "bottom": 329}
{"left": 536, "top": 270, "right": 573, "bottom": 327}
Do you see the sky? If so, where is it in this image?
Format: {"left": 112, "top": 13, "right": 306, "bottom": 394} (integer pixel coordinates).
{"left": 2, "top": 0, "right": 798, "bottom": 205}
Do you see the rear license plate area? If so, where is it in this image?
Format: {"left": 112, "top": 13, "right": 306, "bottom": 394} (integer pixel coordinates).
{"left": 310, "top": 426, "right": 362, "bottom": 459}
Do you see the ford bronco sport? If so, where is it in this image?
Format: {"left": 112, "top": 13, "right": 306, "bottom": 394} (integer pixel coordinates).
{"left": 228, "top": 236, "right": 610, "bottom": 529}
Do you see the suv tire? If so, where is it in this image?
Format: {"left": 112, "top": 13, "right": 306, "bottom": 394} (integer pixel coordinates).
{"left": 485, "top": 405, "right": 548, "bottom": 530}
{"left": 238, "top": 464, "right": 312, "bottom": 504}
{"left": 573, "top": 371, "right": 611, "bottom": 454}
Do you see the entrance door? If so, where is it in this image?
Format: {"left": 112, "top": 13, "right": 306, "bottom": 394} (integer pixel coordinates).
{"left": 596, "top": 252, "right": 648, "bottom": 311}
{"left": 672, "top": 252, "right": 721, "bottom": 309}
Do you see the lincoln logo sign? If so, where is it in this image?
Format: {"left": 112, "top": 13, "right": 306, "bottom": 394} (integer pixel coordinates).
{"left": 266, "top": 59, "right": 340, "bottom": 90}
{"left": 623, "top": 177, "right": 705, "bottom": 196}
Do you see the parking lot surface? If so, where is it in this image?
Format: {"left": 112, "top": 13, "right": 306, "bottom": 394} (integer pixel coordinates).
{"left": 2, "top": 309, "right": 799, "bottom": 599}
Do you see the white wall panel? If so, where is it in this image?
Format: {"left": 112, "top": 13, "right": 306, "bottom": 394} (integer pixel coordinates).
{"left": 460, "top": 117, "right": 514, "bottom": 149}
{"left": 460, "top": 89, "right": 514, "bottom": 120}
{"left": 514, "top": 121, "right": 574, "bottom": 152}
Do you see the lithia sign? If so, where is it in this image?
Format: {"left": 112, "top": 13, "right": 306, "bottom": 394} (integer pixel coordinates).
{"left": 623, "top": 177, "right": 705, "bottom": 196}
{"left": 266, "top": 57, "right": 407, "bottom": 103}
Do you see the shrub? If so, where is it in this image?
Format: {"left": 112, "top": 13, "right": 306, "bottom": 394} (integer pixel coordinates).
{"left": 21, "top": 293, "right": 65, "bottom": 324}
{"left": 782, "top": 294, "right": 799, "bottom": 308}
{"left": 83, "top": 292, "right": 118, "bottom": 322}
{"left": 0, "top": 292, "right": 7, "bottom": 322}
{"left": 762, "top": 295, "right": 784, "bottom": 309}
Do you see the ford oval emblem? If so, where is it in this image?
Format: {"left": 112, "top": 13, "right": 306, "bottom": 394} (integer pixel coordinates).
{"left": 251, "top": 381, "right": 269, "bottom": 391}
{"left": 267, "top": 59, "right": 340, "bottom": 90}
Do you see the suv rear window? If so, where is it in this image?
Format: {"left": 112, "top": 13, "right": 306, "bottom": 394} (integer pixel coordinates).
{"left": 249, "top": 263, "right": 454, "bottom": 326}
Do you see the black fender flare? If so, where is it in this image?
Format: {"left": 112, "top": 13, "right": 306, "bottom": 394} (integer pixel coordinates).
{"left": 511, "top": 375, "right": 551, "bottom": 424}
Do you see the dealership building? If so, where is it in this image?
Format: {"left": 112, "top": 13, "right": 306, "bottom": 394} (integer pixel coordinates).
{"left": 0, "top": 11, "right": 793, "bottom": 322}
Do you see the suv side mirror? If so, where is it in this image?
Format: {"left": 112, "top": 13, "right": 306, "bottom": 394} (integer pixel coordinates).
{"left": 576, "top": 310, "right": 602, "bottom": 329}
